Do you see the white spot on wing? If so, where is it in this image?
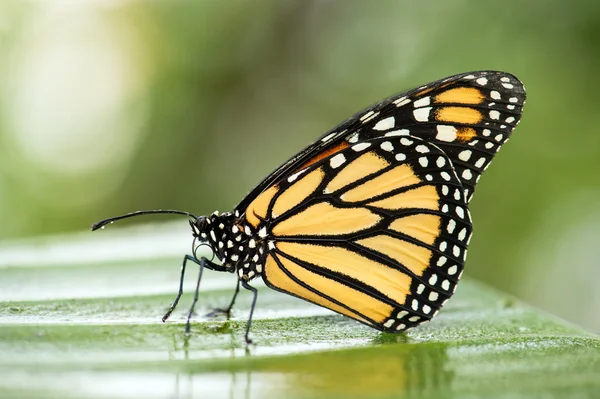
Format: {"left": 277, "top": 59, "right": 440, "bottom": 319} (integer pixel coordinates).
{"left": 436, "top": 125, "right": 457, "bottom": 142}
{"left": 380, "top": 141, "right": 394, "bottom": 152}
{"left": 413, "top": 97, "right": 431, "bottom": 108}
{"left": 352, "top": 142, "right": 371, "bottom": 152}
{"left": 330, "top": 153, "right": 346, "bottom": 168}
{"left": 458, "top": 150, "right": 472, "bottom": 161}
{"left": 476, "top": 77, "right": 488, "bottom": 86}
{"left": 413, "top": 107, "right": 432, "bottom": 122}
{"left": 373, "top": 117, "right": 395, "bottom": 131}
{"left": 385, "top": 129, "right": 410, "bottom": 137}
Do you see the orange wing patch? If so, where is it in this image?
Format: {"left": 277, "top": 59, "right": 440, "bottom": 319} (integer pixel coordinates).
{"left": 276, "top": 242, "right": 412, "bottom": 306}
{"left": 435, "top": 87, "right": 484, "bottom": 105}
{"left": 355, "top": 235, "right": 433, "bottom": 276}
{"left": 245, "top": 185, "right": 278, "bottom": 227}
{"left": 435, "top": 107, "right": 483, "bottom": 124}
{"left": 272, "top": 168, "right": 324, "bottom": 218}
{"left": 297, "top": 141, "right": 350, "bottom": 171}
{"left": 264, "top": 254, "right": 381, "bottom": 325}
{"left": 341, "top": 164, "right": 421, "bottom": 202}
{"left": 272, "top": 202, "right": 381, "bottom": 236}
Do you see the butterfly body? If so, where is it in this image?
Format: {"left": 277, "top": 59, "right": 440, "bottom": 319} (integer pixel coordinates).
{"left": 94, "top": 70, "right": 525, "bottom": 343}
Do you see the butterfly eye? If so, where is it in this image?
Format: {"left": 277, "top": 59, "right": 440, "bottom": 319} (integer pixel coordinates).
{"left": 191, "top": 216, "right": 208, "bottom": 237}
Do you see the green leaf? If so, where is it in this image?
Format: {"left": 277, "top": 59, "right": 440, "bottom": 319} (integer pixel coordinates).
{"left": 1, "top": 228, "right": 599, "bottom": 399}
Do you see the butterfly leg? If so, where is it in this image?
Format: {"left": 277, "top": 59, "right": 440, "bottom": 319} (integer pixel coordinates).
{"left": 241, "top": 279, "right": 258, "bottom": 345}
{"left": 206, "top": 279, "right": 240, "bottom": 318}
{"left": 162, "top": 254, "right": 201, "bottom": 323}
{"left": 185, "top": 256, "right": 208, "bottom": 334}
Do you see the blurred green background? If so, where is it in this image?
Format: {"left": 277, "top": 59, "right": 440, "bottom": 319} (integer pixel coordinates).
{"left": 0, "top": 0, "right": 598, "bottom": 334}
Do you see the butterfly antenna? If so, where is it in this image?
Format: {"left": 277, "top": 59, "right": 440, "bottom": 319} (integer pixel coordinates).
{"left": 92, "top": 210, "right": 198, "bottom": 231}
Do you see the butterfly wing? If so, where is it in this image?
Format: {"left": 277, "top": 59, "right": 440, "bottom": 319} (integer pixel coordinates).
{"left": 233, "top": 70, "right": 524, "bottom": 331}
{"left": 235, "top": 70, "right": 525, "bottom": 213}
{"left": 244, "top": 135, "right": 472, "bottom": 331}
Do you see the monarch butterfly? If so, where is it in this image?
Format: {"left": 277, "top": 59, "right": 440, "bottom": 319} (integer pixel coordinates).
{"left": 93, "top": 71, "right": 525, "bottom": 344}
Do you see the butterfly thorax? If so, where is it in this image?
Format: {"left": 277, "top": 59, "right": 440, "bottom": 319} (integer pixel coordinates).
{"left": 190, "top": 211, "right": 266, "bottom": 281}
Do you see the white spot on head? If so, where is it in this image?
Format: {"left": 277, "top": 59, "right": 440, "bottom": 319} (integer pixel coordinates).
{"left": 231, "top": 254, "right": 239, "bottom": 262}
{"left": 218, "top": 241, "right": 224, "bottom": 249}
{"left": 490, "top": 90, "right": 501, "bottom": 100}
{"left": 373, "top": 116, "right": 395, "bottom": 131}
{"left": 352, "top": 142, "right": 371, "bottom": 152}
{"left": 436, "top": 125, "right": 458, "bottom": 142}
{"left": 232, "top": 225, "right": 239, "bottom": 234}
{"left": 462, "top": 169, "right": 473, "bottom": 180}
{"left": 256, "top": 264, "right": 263, "bottom": 273}
{"left": 380, "top": 141, "right": 394, "bottom": 152}
{"left": 330, "top": 153, "right": 346, "bottom": 168}
{"left": 385, "top": 129, "right": 410, "bottom": 137}
{"left": 448, "top": 265, "right": 458, "bottom": 275}
{"left": 413, "top": 97, "right": 431, "bottom": 108}
{"left": 395, "top": 153, "right": 406, "bottom": 161}
{"left": 249, "top": 239, "right": 256, "bottom": 248}
{"left": 413, "top": 107, "right": 432, "bottom": 122}
{"left": 458, "top": 150, "right": 472, "bottom": 162}
{"left": 489, "top": 110, "right": 500, "bottom": 120}
{"left": 476, "top": 77, "right": 488, "bottom": 86}
{"left": 227, "top": 240, "right": 234, "bottom": 248}
{"left": 419, "top": 157, "right": 429, "bottom": 167}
